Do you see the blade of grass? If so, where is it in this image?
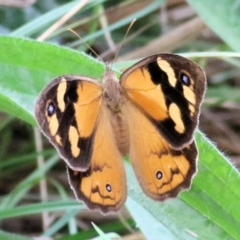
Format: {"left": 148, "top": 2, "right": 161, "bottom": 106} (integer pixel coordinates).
{"left": 69, "top": 0, "right": 166, "bottom": 47}
{"left": 10, "top": 0, "right": 105, "bottom": 37}
{"left": 42, "top": 209, "right": 78, "bottom": 237}
{"left": 0, "top": 154, "right": 59, "bottom": 210}
{"left": 0, "top": 231, "right": 33, "bottom": 240}
{"left": 187, "top": 0, "right": 240, "bottom": 51}
{"left": 0, "top": 201, "right": 84, "bottom": 220}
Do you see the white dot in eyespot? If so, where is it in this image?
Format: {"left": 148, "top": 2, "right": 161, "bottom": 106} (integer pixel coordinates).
{"left": 47, "top": 103, "right": 55, "bottom": 116}
{"left": 156, "top": 171, "right": 163, "bottom": 180}
{"left": 106, "top": 183, "right": 112, "bottom": 192}
{"left": 181, "top": 74, "right": 190, "bottom": 86}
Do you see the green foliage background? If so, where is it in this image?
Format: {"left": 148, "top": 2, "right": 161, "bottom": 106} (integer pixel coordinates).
{"left": 0, "top": 0, "right": 240, "bottom": 239}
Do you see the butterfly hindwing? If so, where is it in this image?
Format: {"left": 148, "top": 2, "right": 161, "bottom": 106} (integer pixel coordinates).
{"left": 123, "top": 102, "right": 197, "bottom": 200}
{"left": 121, "top": 54, "right": 206, "bottom": 149}
{"left": 68, "top": 104, "right": 127, "bottom": 213}
{"left": 35, "top": 75, "right": 103, "bottom": 171}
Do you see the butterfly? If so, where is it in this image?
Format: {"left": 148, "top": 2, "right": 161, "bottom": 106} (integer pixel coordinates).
{"left": 35, "top": 53, "right": 206, "bottom": 214}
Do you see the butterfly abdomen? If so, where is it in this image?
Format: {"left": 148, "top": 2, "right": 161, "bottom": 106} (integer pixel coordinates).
{"left": 110, "top": 112, "right": 129, "bottom": 156}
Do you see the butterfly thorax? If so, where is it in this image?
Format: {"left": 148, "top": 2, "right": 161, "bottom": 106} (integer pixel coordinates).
{"left": 103, "top": 67, "right": 123, "bottom": 113}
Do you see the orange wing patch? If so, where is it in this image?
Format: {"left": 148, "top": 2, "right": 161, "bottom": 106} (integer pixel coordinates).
{"left": 74, "top": 80, "right": 103, "bottom": 138}
{"left": 68, "top": 104, "right": 127, "bottom": 213}
{"left": 124, "top": 102, "right": 197, "bottom": 200}
{"left": 121, "top": 67, "right": 169, "bottom": 122}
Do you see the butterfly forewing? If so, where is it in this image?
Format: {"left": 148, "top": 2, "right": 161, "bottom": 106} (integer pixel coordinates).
{"left": 120, "top": 54, "right": 206, "bottom": 149}
{"left": 35, "top": 75, "right": 103, "bottom": 171}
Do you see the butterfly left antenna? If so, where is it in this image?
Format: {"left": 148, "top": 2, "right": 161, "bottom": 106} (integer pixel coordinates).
{"left": 68, "top": 28, "right": 101, "bottom": 60}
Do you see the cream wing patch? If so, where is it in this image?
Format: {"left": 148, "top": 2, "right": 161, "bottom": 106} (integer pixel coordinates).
{"left": 157, "top": 57, "right": 177, "bottom": 87}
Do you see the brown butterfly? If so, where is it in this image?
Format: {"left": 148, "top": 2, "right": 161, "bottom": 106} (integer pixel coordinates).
{"left": 35, "top": 53, "right": 206, "bottom": 214}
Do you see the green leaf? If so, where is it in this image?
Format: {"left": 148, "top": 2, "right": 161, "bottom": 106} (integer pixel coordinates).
{"left": 91, "top": 222, "right": 121, "bottom": 240}
{"left": 0, "top": 36, "right": 104, "bottom": 125}
{"left": 187, "top": 0, "right": 240, "bottom": 51}
{"left": 125, "top": 196, "right": 177, "bottom": 239}
{"left": 0, "top": 36, "right": 239, "bottom": 239}
{"left": 126, "top": 132, "right": 240, "bottom": 239}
